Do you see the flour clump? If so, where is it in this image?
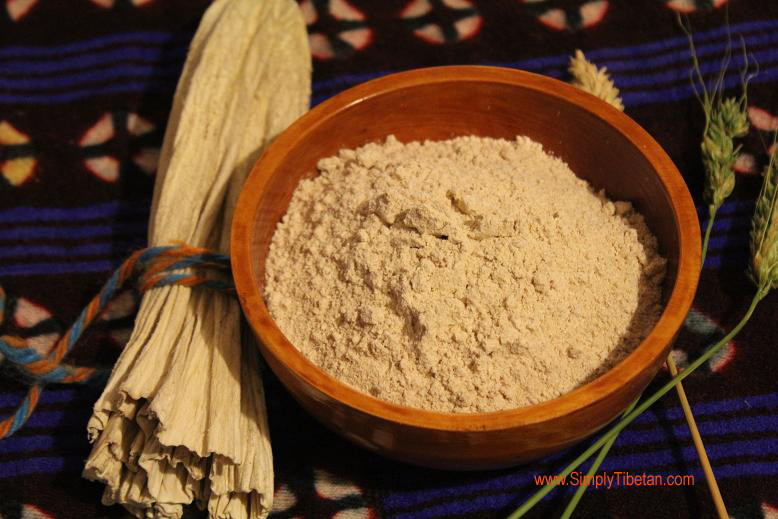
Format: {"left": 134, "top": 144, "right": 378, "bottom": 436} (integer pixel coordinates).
{"left": 264, "top": 135, "right": 666, "bottom": 413}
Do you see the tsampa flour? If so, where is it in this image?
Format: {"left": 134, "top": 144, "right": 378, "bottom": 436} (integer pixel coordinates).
{"left": 264, "top": 135, "right": 666, "bottom": 413}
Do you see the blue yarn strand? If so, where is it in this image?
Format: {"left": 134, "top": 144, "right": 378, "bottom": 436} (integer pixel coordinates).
{"left": 0, "top": 338, "right": 43, "bottom": 364}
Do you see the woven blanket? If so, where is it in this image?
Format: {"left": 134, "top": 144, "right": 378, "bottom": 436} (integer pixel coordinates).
{"left": 1, "top": 1, "right": 777, "bottom": 518}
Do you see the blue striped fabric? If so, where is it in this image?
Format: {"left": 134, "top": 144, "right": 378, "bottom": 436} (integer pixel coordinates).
{"left": 0, "top": 260, "right": 119, "bottom": 277}
{"left": 0, "top": 48, "right": 187, "bottom": 77}
{"left": 385, "top": 457, "right": 778, "bottom": 519}
{"left": 382, "top": 446, "right": 778, "bottom": 518}
{"left": 695, "top": 199, "right": 755, "bottom": 215}
{"left": 0, "top": 242, "right": 141, "bottom": 259}
{"left": 0, "top": 201, "right": 148, "bottom": 276}
{"left": 0, "top": 388, "right": 96, "bottom": 407}
{"left": 0, "top": 31, "right": 183, "bottom": 58}
{"left": 0, "top": 201, "right": 149, "bottom": 223}
{"left": 592, "top": 32, "right": 777, "bottom": 71}
{"left": 0, "top": 63, "right": 184, "bottom": 89}
{"left": 0, "top": 457, "right": 84, "bottom": 479}
{"left": 302, "top": 18, "right": 778, "bottom": 91}
{"left": 0, "top": 222, "right": 147, "bottom": 240}
{"left": 309, "top": 19, "right": 778, "bottom": 105}
{"left": 309, "top": 66, "right": 778, "bottom": 107}
{"left": 383, "top": 453, "right": 778, "bottom": 518}
{"left": 0, "top": 80, "right": 178, "bottom": 104}
{"left": 14, "top": 410, "right": 81, "bottom": 430}
{"left": 0, "top": 434, "right": 85, "bottom": 455}
{"left": 1, "top": 19, "right": 777, "bottom": 105}
{"left": 631, "top": 392, "right": 778, "bottom": 423}
{"left": 377, "top": 392, "right": 778, "bottom": 515}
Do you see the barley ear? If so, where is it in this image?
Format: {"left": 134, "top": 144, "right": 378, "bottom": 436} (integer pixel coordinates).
{"left": 750, "top": 150, "right": 778, "bottom": 293}
{"left": 701, "top": 100, "right": 742, "bottom": 209}
{"left": 568, "top": 50, "right": 624, "bottom": 111}
{"left": 682, "top": 12, "right": 754, "bottom": 214}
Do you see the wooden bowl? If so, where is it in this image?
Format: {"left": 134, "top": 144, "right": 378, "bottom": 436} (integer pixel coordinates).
{"left": 231, "top": 66, "right": 701, "bottom": 470}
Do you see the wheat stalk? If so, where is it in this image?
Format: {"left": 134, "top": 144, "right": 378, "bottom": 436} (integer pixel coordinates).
{"left": 701, "top": 96, "right": 749, "bottom": 210}
{"left": 682, "top": 12, "right": 755, "bottom": 220}
{"left": 750, "top": 150, "right": 778, "bottom": 292}
{"left": 568, "top": 50, "right": 625, "bottom": 111}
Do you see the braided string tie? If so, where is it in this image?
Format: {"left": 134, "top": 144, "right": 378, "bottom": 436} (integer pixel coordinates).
{"left": 0, "top": 245, "right": 234, "bottom": 438}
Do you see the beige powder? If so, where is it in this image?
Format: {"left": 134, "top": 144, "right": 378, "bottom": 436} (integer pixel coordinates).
{"left": 264, "top": 135, "right": 666, "bottom": 413}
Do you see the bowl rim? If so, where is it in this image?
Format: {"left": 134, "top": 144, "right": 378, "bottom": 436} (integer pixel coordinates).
{"left": 231, "top": 65, "right": 702, "bottom": 432}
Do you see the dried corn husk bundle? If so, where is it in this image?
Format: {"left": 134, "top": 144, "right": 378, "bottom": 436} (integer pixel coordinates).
{"left": 82, "top": 1, "right": 311, "bottom": 517}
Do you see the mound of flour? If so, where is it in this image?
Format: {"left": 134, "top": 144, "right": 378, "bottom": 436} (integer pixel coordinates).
{"left": 264, "top": 135, "right": 666, "bottom": 413}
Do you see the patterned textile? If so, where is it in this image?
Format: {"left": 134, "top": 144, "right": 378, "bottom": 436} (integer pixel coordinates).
{"left": 1, "top": 1, "right": 777, "bottom": 517}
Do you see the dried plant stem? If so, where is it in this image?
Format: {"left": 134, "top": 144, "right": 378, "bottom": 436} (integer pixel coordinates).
{"left": 702, "top": 206, "right": 718, "bottom": 266}
{"left": 666, "top": 354, "right": 728, "bottom": 519}
{"left": 507, "top": 288, "right": 766, "bottom": 519}
{"left": 668, "top": 204, "right": 726, "bottom": 519}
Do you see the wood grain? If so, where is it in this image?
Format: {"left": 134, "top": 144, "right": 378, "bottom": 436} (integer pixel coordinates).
{"left": 231, "top": 66, "right": 701, "bottom": 470}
